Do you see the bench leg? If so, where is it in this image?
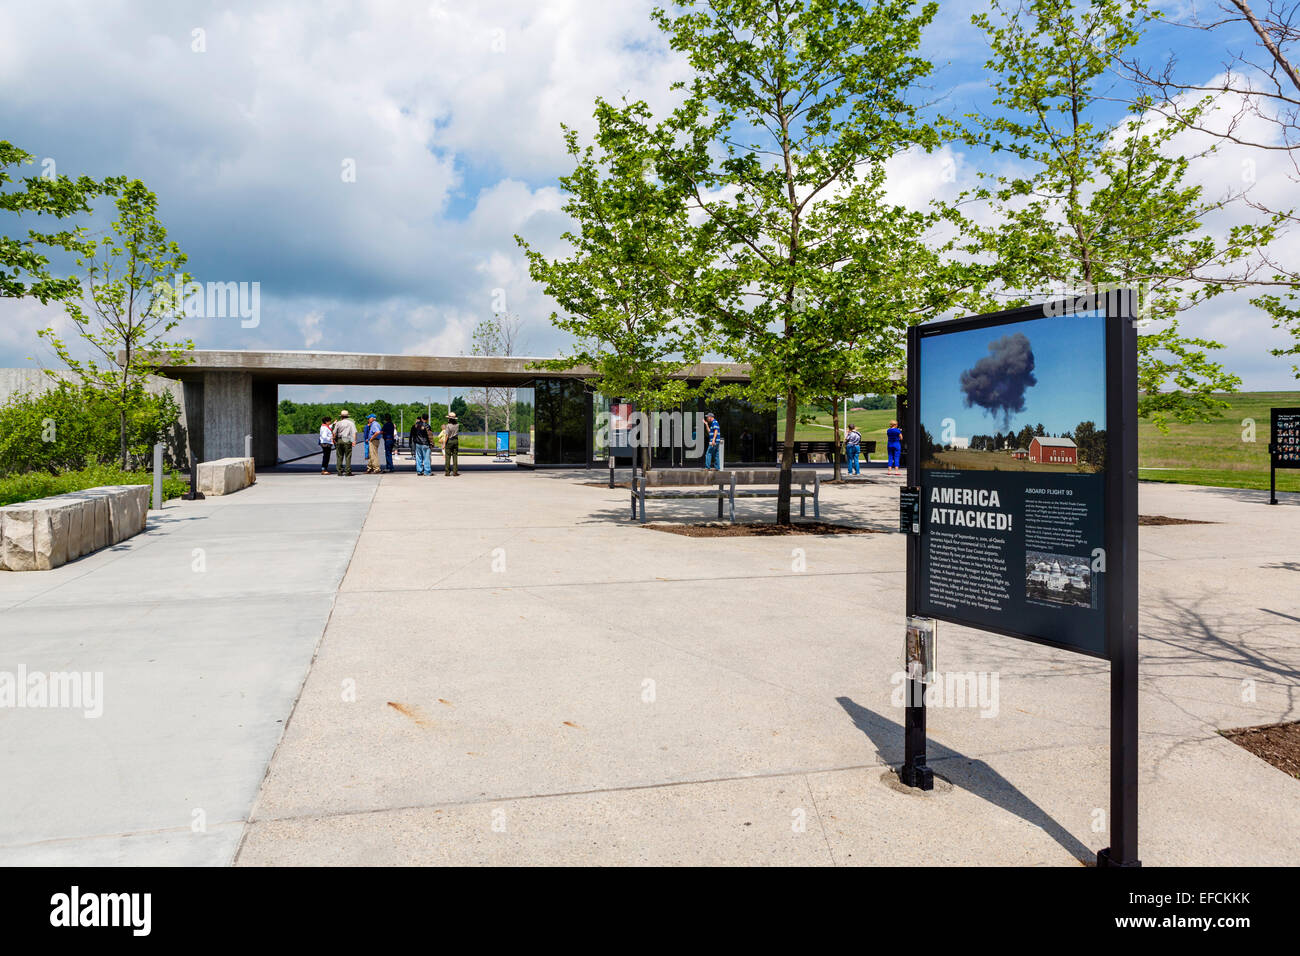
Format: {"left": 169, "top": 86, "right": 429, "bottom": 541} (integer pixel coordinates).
{"left": 718, "top": 489, "right": 724, "bottom": 520}
{"left": 800, "top": 492, "right": 806, "bottom": 518}
{"left": 640, "top": 489, "right": 647, "bottom": 524}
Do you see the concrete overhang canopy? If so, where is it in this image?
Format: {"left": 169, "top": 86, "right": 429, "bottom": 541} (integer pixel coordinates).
{"left": 140, "top": 350, "right": 753, "bottom": 388}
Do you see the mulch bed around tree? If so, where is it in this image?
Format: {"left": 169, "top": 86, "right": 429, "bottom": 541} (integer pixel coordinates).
{"left": 1138, "top": 514, "right": 1215, "bottom": 526}
{"left": 1220, "top": 721, "right": 1300, "bottom": 779}
{"left": 644, "top": 521, "right": 883, "bottom": 537}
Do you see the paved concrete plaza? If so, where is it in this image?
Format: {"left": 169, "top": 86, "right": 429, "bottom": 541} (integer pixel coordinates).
{"left": 2, "top": 467, "right": 1297, "bottom": 865}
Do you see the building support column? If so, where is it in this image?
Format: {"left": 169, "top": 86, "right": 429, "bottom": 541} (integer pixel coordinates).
{"left": 202, "top": 371, "right": 253, "bottom": 461}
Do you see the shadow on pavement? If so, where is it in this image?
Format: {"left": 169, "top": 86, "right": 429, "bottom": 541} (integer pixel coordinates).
{"left": 835, "top": 695, "right": 1094, "bottom": 864}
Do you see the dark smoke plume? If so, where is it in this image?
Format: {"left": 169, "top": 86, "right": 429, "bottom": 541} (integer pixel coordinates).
{"left": 959, "top": 332, "right": 1037, "bottom": 428}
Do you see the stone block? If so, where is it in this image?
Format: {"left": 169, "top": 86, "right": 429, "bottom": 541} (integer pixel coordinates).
{"left": 196, "top": 457, "right": 256, "bottom": 496}
{"left": 0, "top": 484, "right": 152, "bottom": 572}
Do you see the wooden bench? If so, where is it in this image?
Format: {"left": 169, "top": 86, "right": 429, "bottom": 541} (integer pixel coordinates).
{"left": 630, "top": 468, "right": 821, "bottom": 523}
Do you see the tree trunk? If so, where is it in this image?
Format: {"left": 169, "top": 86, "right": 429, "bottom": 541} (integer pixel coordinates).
{"left": 119, "top": 408, "right": 128, "bottom": 470}
{"left": 777, "top": 389, "right": 797, "bottom": 525}
{"left": 831, "top": 399, "right": 842, "bottom": 482}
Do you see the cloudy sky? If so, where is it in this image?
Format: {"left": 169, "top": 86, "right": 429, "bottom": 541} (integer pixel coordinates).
{"left": 1, "top": 0, "right": 1295, "bottom": 403}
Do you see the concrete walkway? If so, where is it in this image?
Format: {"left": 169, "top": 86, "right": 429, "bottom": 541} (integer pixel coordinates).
{"left": 3, "top": 469, "right": 1297, "bottom": 865}
{"left": 0, "top": 473, "right": 375, "bottom": 864}
{"left": 234, "top": 472, "right": 1299, "bottom": 866}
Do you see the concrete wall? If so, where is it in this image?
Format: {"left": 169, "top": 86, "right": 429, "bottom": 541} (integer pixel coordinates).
{"left": 202, "top": 371, "right": 253, "bottom": 461}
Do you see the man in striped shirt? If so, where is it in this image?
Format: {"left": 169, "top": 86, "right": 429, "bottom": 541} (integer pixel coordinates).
{"left": 704, "top": 412, "right": 721, "bottom": 470}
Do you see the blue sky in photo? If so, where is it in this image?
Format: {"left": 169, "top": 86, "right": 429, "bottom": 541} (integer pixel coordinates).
{"left": 0, "top": 0, "right": 1295, "bottom": 403}
{"left": 920, "top": 312, "right": 1107, "bottom": 439}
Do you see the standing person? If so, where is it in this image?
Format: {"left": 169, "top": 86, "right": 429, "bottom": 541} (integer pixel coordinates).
{"left": 410, "top": 413, "right": 433, "bottom": 476}
{"left": 440, "top": 412, "right": 460, "bottom": 476}
{"left": 886, "top": 419, "right": 903, "bottom": 475}
{"left": 846, "top": 424, "right": 862, "bottom": 476}
{"left": 381, "top": 414, "right": 396, "bottom": 473}
{"left": 703, "top": 412, "right": 721, "bottom": 470}
{"left": 364, "top": 414, "right": 383, "bottom": 474}
{"left": 333, "top": 410, "right": 356, "bottom": 476}
{"left": 319, "top": 416, "right": 335, "bottom": 475}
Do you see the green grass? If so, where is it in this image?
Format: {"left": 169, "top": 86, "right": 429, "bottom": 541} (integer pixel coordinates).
{"left": 1137, "top": 391, "right": 1300, "bottom": 493}
{"left": 0, "top": 465, "right": 188, "bottom": 507}
{"left": 791, "top": 405, "right": 897, "bottom": 449}
{"left": 787, "top": 392, "right": 1300, "bottom": 491}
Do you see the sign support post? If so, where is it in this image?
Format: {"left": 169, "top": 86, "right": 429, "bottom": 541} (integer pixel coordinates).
{"left": 1271, "top": 445, "right": 1278, "bottom": 505}
{"left": 1098, "top": 297, "right": 1140, "bottom": 867}
{"left": 901, "top": 326, "right": 933, "bottom": 790}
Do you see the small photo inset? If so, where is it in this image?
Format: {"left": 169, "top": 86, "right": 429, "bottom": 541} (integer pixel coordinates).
{"left": 1025, "top": 550, "right": 1094, "bottom": 608}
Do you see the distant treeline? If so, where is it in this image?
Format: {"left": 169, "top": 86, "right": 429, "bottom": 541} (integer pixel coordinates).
{"left": 920, "top": 420, "right": 1106, "bottom": 467}
{"left": 277, "top": 398, "right": 535, "bottom": 435}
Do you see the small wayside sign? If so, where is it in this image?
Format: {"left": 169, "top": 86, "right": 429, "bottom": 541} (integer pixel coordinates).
{"left": 900, "top": 486, "right": 921, "bottom": 534}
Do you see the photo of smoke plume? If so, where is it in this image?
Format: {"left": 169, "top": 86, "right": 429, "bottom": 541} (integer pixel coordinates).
{"left": 918, "top": 312, "right": 1107, "bottom": 473}
{"left": 960, "top": 332, "right": 1037, "bottom": 428}
{"left": 1025, "top": 550, "right": 1095, "bottom": 608}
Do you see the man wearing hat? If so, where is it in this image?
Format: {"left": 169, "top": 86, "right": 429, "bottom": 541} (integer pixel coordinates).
{"left": 363, "top": 414, "right": 383, "bottom": 474}
{"left": 333, "top": 410, "right": 357, "bottom": 476}
{"left": 440, "top": 412, "right": 460, "bottom": 476}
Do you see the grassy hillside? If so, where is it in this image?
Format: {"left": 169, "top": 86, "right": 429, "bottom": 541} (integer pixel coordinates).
{"left": 792, "top": 405, "right": 896, "bottom": 449}
{"left": 1137, "top": 391, "right": 1299, "bottom": 492}
{"left": 788, "top": 392, "right": 1300, "bottom": 491}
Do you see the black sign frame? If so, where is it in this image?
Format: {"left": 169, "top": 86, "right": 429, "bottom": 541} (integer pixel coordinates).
{"left": 903, "top": 291, "right": 1140, "bottom": 867}
{"left": 1270, "top": 406, "right": 1300, "bottom": 505}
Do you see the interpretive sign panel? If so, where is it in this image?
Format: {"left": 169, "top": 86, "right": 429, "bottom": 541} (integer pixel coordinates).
{"left": 906, "top": 298, "right": 1134, "bottom": 660}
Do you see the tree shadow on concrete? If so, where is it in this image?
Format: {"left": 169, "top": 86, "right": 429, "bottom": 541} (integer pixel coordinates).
{"left": 835, "top": 696, "right": 1095, "bottom": 864}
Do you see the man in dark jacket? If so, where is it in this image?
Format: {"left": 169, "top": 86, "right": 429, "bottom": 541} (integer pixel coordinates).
{"left": 410, "top": 414, "right": 434, "bottom": 476}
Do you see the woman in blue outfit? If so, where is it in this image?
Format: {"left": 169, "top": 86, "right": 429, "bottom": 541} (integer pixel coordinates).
{"left": 886, "top": 420, "right": 903, "bottom": 475}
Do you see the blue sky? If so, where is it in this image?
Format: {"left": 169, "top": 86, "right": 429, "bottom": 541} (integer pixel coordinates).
{"left": 920, "top": 312, "right": 1107, "bottom": 440}
{"left": 1, "top": 0, "right": 1294, "bottom": 404}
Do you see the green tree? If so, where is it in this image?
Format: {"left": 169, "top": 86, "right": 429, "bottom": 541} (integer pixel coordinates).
{"left": 0, "top": 382, "right": 180, "bottom": 475}
{"left": 1112, "top": 1, "right": 1300, "bottom": 376}
{"left": 39, "top": 180, "right": 192, "bottom": 467}
{"left": 1, "top": 141, "right": 113, "bottom": 304}
{"left": 653, "top": 0, "right": 954, "bottom": 522}
{"left": 518, "top": 98, "right": 714, "bottom": 473}
{"left": 964, "top": 0, "right": 1277, "bottom": 428}
{"left": 1072, "top": 420, "right": 1106, "bottom": 469}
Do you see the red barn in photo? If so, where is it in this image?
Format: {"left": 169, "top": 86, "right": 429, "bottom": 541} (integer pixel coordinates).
{"left": 1029, "top": 435, "right": 1077, "bottom": 464}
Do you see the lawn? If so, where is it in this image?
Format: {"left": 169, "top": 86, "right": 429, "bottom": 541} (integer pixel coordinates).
{"left": 790, "top": 404, "right": 896, "bottom": 450}
{"left": 1136, "top": 391, "right": 1300, "bottom": 493}
{"left": 787, "top": 392, "right": 1300, "bottom": 491}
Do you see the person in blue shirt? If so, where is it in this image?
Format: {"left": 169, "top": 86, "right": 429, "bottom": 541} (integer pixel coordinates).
{"left": 886, "top": 420, "right": 903, "bottom": 474}
{"left": 364, "top": 414, "right": 383, "bottom": 474}
{"left": 845, "top": 424, "right": 862, "bottom": 475}
{"left": 703, "top": 412, "right": 722, "bottom": 469}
